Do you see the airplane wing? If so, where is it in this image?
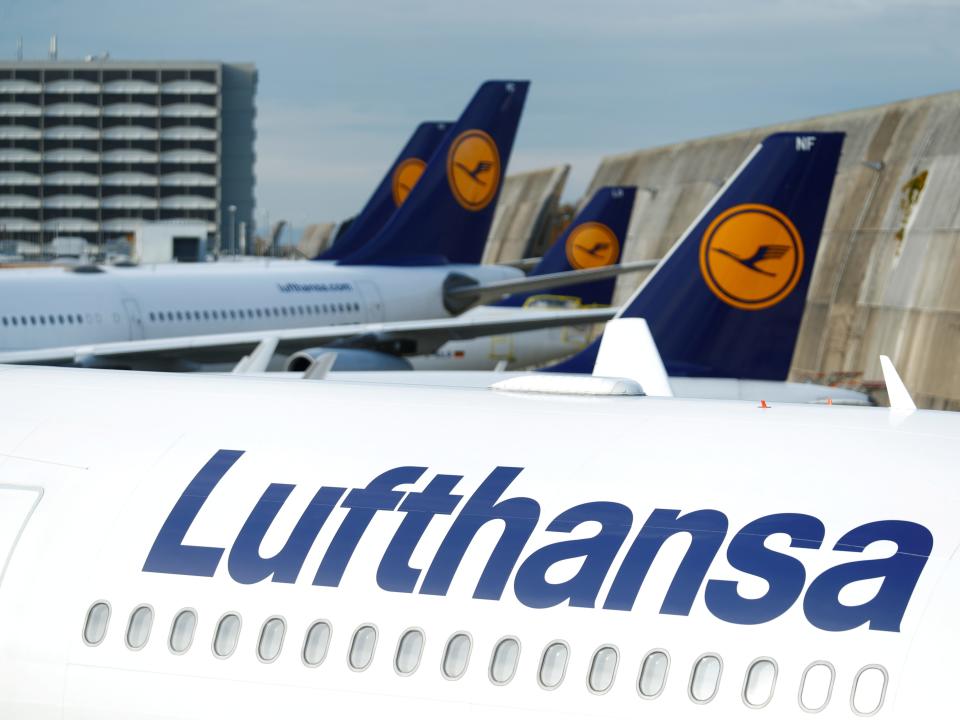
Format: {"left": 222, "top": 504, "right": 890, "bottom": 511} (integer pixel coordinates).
{"left": 0, "top": 307, "right": 616, "bottom": 369}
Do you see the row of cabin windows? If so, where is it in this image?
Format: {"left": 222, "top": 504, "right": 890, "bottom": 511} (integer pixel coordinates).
{"left": 0, "top": 301, "right": 362, "bottom": 331}
{"left": 82, "top": 601, "right": 888, "bottom": 715}
{"left": 146, "top": 302, "right": 361, "bottom": 324}
{"left": 2, "top": 312, "right": 100, "bottom": 327}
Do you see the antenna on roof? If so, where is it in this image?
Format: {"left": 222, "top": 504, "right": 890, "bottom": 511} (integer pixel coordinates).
{"left": 16, "top": 36, "right": 22, "bottom": 61}
{"left": 49, "top": 34, "right": 58, "bottom": 60}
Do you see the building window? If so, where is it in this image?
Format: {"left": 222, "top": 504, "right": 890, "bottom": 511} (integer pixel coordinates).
{"left": 638, "top": 650, "right": 670, "bottom": 699}
{"left": 689, "top": 654, "right": 722, "bottom": 704}
{"left": 537, "top": 641, "right": 569, "bottom": 690}
{"left": 168, "top": 608, "right": 197, "bottom": 655}
{"left": 212, "top": 613, "right": 241, "bottom": 659}
{"left": 743, "top": 658, "right": 777, "bottom": 709}
{"left": 799, "top": 661, "right": 835, "bottom": 713}
{"left": 257, "top": 617, "right": 285, "bottom": 663}
{"left": 441, "top": 632, "right": 471, "bottom": 680}
{"left": 851, "top": 665, "right": 887, "bottom": 717}
{"left": 587, "top": 646, "right": 618, "bottom": 694}
{"left": 82, "top": 601, "right": 111, "bottom": 646}
{"left": 489, "top": 637, "right": 520, "bottom": 686}
{"left": 394, "top": 628, "right": 425, "bottom": 676}
{"left": 125, "top": 605, "right": 154, "bottom": 651}
{"left": 302, "top": 621, "right": 332, "bottom": 667}
{"left": 348, "top": 625, "right": 377, "bottom": 671}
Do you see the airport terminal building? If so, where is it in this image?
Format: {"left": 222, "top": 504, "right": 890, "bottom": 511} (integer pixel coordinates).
{"left": 0, "top": 59, "right": 256, "bottom": 253}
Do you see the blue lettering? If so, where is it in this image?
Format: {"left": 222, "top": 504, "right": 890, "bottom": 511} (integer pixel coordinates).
{"left": 228, "top": 484, "right": 345, "bottom": 584}
{"left": 421, "top": 467, "right": 539, "bottom": 600}
{"left": 804, "top": 520, "right": 933, "bottom": 632}
{"left": 705, "top": 513, "right": 824, "bottom": 625}
{"left": 377, "top": 474, "right": 464, "bottom": 593}
{"left": 313, "top": 466, "right": 420, "bottom": 587}
{"left": 142, "top": 449, "right": 243, "bottom": 577}
{"left": 604, "top": 509, "right": 727, "bottom": 615}
{"left": 514, "top": 502, "right": 632, "bottom": 609}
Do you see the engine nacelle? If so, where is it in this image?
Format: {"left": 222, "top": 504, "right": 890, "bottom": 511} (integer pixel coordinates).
{"left": 285, "top": 347, "right": 413, "bottom": 373}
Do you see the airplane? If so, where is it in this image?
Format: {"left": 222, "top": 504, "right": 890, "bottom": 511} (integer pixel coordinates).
{"left": 292, "top": 185, "right": 643, "bottom": 372}
{"left": 273, "top": 131, "right": 869, "bottom": 404}
{"left": 0, "top": 81, "right": 646, "bottom": 371}
{"left": 0, "top": 348, "right": 950, "bottom": 718}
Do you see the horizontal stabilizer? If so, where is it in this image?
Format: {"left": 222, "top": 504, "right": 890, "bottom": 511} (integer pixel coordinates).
{"left": 444, "top": 260, "right": 657, "bottom": 312}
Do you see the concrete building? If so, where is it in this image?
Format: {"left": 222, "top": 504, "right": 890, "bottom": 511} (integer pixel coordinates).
{"left": 482, "top": 165, "right": 569, "bottom": 265}
{"left": 586, "top": 90, "right": 960, "bottom": 409}
{"left": 0, "top": 59, "right": 255, "bottom": 253}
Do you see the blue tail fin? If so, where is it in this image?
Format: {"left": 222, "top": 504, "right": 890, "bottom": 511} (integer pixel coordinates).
{"left": 547, "top": 132, "right": 844, "bottom": 380}
{"left": 338, "top": 81, "right": 529, "bottom": 266}
{"left": 317, "top": 121, "right": 450, "bottom": 261}
{"left": 495, "top": 186, "right": 637, "bottom": 307}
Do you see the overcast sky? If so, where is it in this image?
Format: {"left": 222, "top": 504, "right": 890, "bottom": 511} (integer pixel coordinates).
{"left": 4, "top": 0, "right": 960, "bottom": 232}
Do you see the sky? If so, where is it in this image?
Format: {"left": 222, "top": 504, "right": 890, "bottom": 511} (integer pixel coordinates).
{"left": 3, "top": 0, "right": 960, "bottom": 233}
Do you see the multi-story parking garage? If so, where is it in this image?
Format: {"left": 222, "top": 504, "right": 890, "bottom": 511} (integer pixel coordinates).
{"left": 0, "top": 60, "right": 255, "bottom": 252}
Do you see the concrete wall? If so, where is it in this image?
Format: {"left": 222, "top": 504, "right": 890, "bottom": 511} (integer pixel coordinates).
{"left": 483, "top": 165, "right": 569, "bottom": 264}
{"left": 586, "top": 91, "right": 960, "bottom": 409}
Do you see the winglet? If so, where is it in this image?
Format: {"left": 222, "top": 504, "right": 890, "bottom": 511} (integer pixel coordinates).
{"left": 593, "top": 318, "right": 673, "bottom": 397}
{"left": 880, "top": 355, "right": 916, "bottom": 412}
{"left": 303, "top": 352, "right": 338, "bottom": 380}
{"left": 232, "top": 337, "right": 278, "bottom": 374}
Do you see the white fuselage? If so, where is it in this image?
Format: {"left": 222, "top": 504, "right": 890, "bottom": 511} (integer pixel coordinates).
{"left": 0, "top": 366, "right": 951, "bottom": 718}
{"left": 0, "top": 261, "right": 521, "bottom": 354}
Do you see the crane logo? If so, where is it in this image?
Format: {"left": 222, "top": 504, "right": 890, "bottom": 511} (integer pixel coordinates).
{"left": 392, "top": 157, "right": 427, "bottom": 207}
{"left": 447, "top": 129, "right": 501, "bottom": 211}
{"left": 566, "top": 222, "right": 620, "bottom": 270}
{"left": 699, "top": 204, "right": 804, "bottom": 310}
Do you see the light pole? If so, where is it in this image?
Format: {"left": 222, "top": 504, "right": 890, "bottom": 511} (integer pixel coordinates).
{"left": 228, "top": 205, "right": 237, "bottom": 257}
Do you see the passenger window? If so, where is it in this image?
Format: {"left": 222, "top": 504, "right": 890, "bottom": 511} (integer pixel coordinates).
{"left": 125, "top": 605, "right": 153, "bottom": 650}
{"left": 689, "top": 654, "right": 722, "bottom": 703}
{"left": 168, "top": 608, "right": 197, "bottom": 654}
{"left": 489, "top": 637, "right": 520, "bottom": 685}
{"left": 348, "top": 625, "right": 377, "bottom": 671}
{"left": 538, "top": 641, "right": 568, "bottom": 689}
{"left": 743, "top": 658, "right": 777, "bottom": 708}
{"left": 799, "top": 662, "right": 835, "bottom": 712}
{"left": 302, "top": 620, "right": 331, "bottom": 667}
{"left": 395, "top": 628, "right": 425, "bottom": 675}
{"left": 83, "top": 601, "right": 111, "bottom": 646}
{"left": 851, "top": 665, "right": 887, "bottom": 716}
{"left": 213, "top": 613, "right": 241, "bottom": 659}
{"left": 257, "top": 617, "right": 285, "bottom": 663}
{"left": 638, "top": 650, "right": 670, "bottom": 699}
{"left": 442, "top": 632, "right": 471, "bottom": 680}
{"left": 587, "top": 646, "right": 618, "bottom": 694}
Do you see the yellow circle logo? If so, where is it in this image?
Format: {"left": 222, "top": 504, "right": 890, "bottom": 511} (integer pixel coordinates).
{"left": 565, "top": 222, "right": 621, "bottom": 270}
{"left": 699, "top": 203, "right": 804, "bottom": 311}
{"left": 447, "top": 129, "right": 500, "bottom": 211}
{"left": 392, "top": 157, "right": 426, "bottom": 207}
